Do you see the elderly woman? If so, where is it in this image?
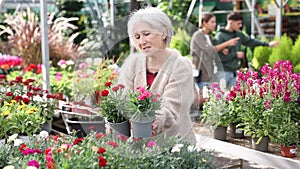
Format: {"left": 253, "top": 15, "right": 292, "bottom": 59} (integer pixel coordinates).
{"left": 118, "top": 7, "right": 196, "bottom": 143}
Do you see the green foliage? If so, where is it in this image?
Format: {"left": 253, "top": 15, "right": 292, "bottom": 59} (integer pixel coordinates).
{"left": 274, "top": 123, "right": 299, "bottom": 146}
{"left": 291, "top": 35, "right": 300, "bottom": 68}
{"left": 100, "top": 83, "right": 128, "bottom": 123}
{"left": 294, "top": 64, "right": 300, "bottom": 73}
{"left": 201, "top": 83, "right": 231, "bottom": 129}
{"left": 268, "top": 34, "right": 293, "bottom": 66}
{"left": 252, "top": 38, "right": 271, "bottom": 70}
{"left": 154, "top": 0, "right": 198, "bottom": 26}
{"left": 126, "top": 86, "right": 161, "bottom": 122}
{"left": 170, "top": 28, "right": 191, "bottom": 56}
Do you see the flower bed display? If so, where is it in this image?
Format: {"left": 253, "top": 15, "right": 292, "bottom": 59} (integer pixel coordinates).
{"left": 0, "top": 131, "right": 219, "bottom": 169}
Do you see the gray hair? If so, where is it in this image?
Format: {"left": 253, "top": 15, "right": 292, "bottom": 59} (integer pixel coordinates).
{"left": 127, "top": 7, "right": 173, "bottom": 47}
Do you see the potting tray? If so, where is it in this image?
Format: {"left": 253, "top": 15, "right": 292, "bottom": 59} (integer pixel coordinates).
{"left": 59, "top": 105, "right": 105, "bottom": 137}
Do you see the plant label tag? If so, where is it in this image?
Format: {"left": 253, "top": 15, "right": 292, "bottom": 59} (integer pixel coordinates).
{"left": 290, "top": 149, "right": 296, "bottom": 154}
{"left": 235, "top": 128, "right": 243, "bottom": 134}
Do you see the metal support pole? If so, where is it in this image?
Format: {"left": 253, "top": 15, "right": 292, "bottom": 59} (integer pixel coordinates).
{"left": 110, "top": 0, "right": 114, "bottom": 29}
{"left": 250, "top": 0, "right": 255, "bottom": 38}
{"left": 275, "top": 0, "right": 282, "bottom": 37}
{"left": 40, "top": 0, "right": 50, "bottom": 91}
{"left": 199, "top": 0, "right": 203, "bottom": 28}
{"left": 185, "top": 0, "right": 196, "bottom": 25}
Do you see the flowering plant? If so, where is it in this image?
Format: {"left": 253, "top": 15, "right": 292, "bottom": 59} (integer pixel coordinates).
{"left": 1, "top": 101, "right": 43, "bottom": 136}
{"left": 0, "top": 54, "right": 23, "bottom": 74}
{"left": 126, "top": 86, "right": 161, "bottom": 122}
{"left": 72, "top": 61, "right": 95, "bottom": 102}
{"left": 0, "top": 131, "right": 216, "bottom": 169}
{"left": 50, "top": 60, "right": 75, "bottom": 99}
{"left": 201, "top": 82, "right": 232, "bottom": 129}
{"left": 94, "top": 58, "right": 119, "bottom": 94}
{"left": 227, "top": 60, "right": 300, "bottom": 144}
{"left": 100, "top": 82, "right": 128, "bottom": 123}
{"left": 0, "top": 75, "right": 57, "bottom": 121}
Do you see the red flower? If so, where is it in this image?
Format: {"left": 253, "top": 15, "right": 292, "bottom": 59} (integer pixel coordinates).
{"left": 112, "top": 85, "right": 119, "bottom": 92}
{"left": 97, "top": 147, "right": 106, "bottom": 154}
{"left": 23, "top": 81, "right": 29, "bottom": 86}
{"left": 46, "top": 94, "right": 57, "bottom": 99}
{"left": 98, "top": 156, "right": 107, "bottom": 167}
{"left": 53, "top": 135, "right": 59, "bottom": 142}
{"left": 19, "top": 143, "right": 27, "bottom": 152}
{"left": 107, "top": 141, "right": 118, "bottom": 147}
{"left": 73, "top": 138, "right": 84, "bottom": 145}
{"left": 6, "top": 92, "right": 13, "bottom": 96}
{"left": 96, "top": 133, "right": 106, "bottom": 139}
{"left": 105, "top": 81, "right": 112, "bottom": 86}
{"left": 14, "top": 95, "right": 23, "bottom": 101}
{"left": 26, "top": 92, "right": 33, "bottom": 97}
{"left": 46, "top": 160, "right": 56, "bottom": 169}
{"left": 118, "top": 84, "right": 125, "bottom": 88}
{"left": 22, "top": 97, "right": 30, "bottom": 104}
{"left": 89, "top": 125, "right": 95, "bottom": 130}
{"left": 101, "top": 90, "right": 109, "bottom": 97}
{"left": 44, "top": 147, "right": 53, "bottom": 155}
{"left": 0, "top": 74, "right": 7, "bottom": 79}
{"left": 16, "top": 76, "right": 23, "bottom": 82}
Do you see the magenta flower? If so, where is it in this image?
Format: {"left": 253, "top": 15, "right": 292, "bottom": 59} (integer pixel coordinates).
{"left": 147, "top": 140, "right": 158, "bottom": 147}
{"left": 28, "top": 160, "right": 40, "bottom": 168}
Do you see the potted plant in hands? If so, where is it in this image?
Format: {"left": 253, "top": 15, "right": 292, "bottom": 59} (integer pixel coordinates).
{"left": 125, "top": 86, "right": 161, "bottom": 138}
{"left": 201, "top": 82, "right": 231, "bottom": 141}
{"left": 100, "top": 82, "right": 130, "bottom": 137}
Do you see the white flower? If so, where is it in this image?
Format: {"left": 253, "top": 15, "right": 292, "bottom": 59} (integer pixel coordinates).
{"left": 171, "top": 144, "right": 184, "bottom": 153}
{"left": 220, "top": 78, "right": 226, "bottom": 90}
{"left": 66, "top": 60, "right": 74, "bottom": 65}
{"left": 7, "top": 134, "right": 18, "bottom": 143}
{"left": 26, "top": 166, "right": 37, "bottom": 169}
{"left": 39, "top": 130, "right": 49, "bottom": 140}
{"left": 202, "top": 86, "right": 209, "bottom": 99}
{"left": 14, "top": 138, "right": 23, "bottom": 146}
{"left": 3, "top": 165, "right": 15, "bottom": 169}
{"left": 187, "top": 145, "right": 196, "bottom": 152}
{"left": 0, "top": 87, "right": 6, "bottom": 92}
{"left": 108, "top": 64, "right": 118, "bottom": 69}
{"left": 171, "top": 146, "right": 181, "bottom": 153}
{"left": 60, "top": 64, "right": 67, "bottom": 69}
{"left": 87, "top": 68, "right": 95, "bottom": 75}
{"left": 33, "top": 95, "right": 43, "bottom": 102}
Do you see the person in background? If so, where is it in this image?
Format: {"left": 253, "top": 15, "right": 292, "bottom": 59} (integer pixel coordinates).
{"left": 190, "top": 13, "right": 240, "bottom": 89}
{"left": 215, "top": 12, "right": 280, "bottom": 88}
{"left": 118, "top": 7, "right": 196, "bottom": 143}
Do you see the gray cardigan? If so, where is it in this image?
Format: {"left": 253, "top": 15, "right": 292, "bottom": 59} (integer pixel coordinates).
{"left": 190, "top": 29, "right": 218, "bottom": 82}
{"left": 118, "top": 50, "right": 196, "bottom": 143}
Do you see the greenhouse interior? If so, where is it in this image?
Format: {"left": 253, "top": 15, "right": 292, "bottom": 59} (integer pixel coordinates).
{"left": 0, "top": 0, "right": 300, "bottom": 168}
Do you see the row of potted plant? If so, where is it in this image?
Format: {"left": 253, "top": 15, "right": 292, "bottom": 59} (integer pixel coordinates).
{"left": 201, "top": 60, "right": 300, "bottom": 156}
{"left": 0, "top": 130, "right": 218, "bottom": 169}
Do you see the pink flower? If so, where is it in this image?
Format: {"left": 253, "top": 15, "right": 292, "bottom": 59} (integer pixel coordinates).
{"left": 55, "top": 72, "right": 62, "bottom": 81}
{"left": 78, "top": 62, "right": 87, "bottom": 69}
